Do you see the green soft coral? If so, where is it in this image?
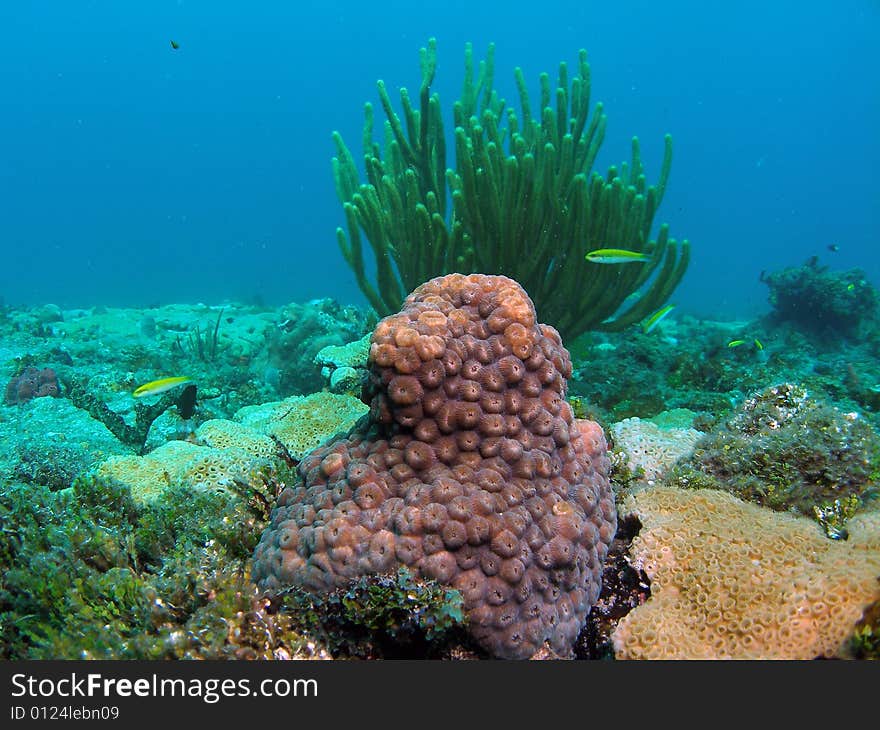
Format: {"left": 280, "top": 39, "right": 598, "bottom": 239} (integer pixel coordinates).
{"left": 333, "top": 39, "right": 689, "bottom": 340}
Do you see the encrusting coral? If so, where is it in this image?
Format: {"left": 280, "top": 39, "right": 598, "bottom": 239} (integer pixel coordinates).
{"left": 236, "top": 392, "right": 369, "bottom": 461}
{"left": 253, "top": 273, "right": 617, "bottom": 658}
{"left": 610, "top": 413, "right": 702, "bottom": 484}
{"left": 612, "top": 486, "right": 880, "bottom": 659}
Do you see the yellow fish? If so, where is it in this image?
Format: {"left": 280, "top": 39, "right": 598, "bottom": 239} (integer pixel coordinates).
{"left": 727, "top": 339, "right": 746, "bottom": 348}
{"left": 754, "top": 338, "right": 764, "bottom": 350}
{"left": 585, "top": 248, "right": 651, "bottom": 264}
{"left": 133, "top": 376, "right": 192, "bottom": 398}
{"left": 641, "top": 304, "right": 675, "bottom": 333}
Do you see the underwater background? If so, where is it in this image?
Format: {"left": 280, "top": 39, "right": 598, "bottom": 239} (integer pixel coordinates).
{"left": 1, "top": 0, "right": 880, "bottom": 661}
{"left": 1, "top": 0, "right": 878, "bottom": 317}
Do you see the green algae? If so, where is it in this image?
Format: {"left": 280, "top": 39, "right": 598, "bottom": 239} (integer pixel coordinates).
{"left": 666, "top": 384, "right": 880, "bottom": 536}
{"left": 276, "top": 568, "right": 472, "bottom": 659}
{"left": 0, "top": 466, "right": 472, "bottom": 660}
{"left": 0, "top": 471, "right": 304, "bottom": 659}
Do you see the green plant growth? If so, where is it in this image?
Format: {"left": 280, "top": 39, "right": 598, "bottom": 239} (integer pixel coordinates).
{"left": 0, "top": 472, "right": 304, "bottom": 660}
{"left": 849, "top": 599, "right": 880, "bottom": 659}
{"left": 277, "top": 567, "right": 471, "bottom": 659}
{"left": 0, "top": 468, "right": 473, "bottom": 660}
{"left": 668, "top": 384, "right": 880, "bottom": 537}
{"left": 332, "top": 38, "right": 689, "bottom": 339}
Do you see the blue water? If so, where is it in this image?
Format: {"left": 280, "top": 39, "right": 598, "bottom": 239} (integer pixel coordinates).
{"left": 1, "top": 0, "right": 877, "bottom": 320}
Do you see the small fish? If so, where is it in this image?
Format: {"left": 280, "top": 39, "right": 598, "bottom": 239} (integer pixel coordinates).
{"left": 585, "top": 248, "right": 651, "bottom": 264}
{"left": 754, "top": 338, "right": 764, "bottom": 350}
{"left": 133, "top": 376, "right": 192, "bottom": 398}
{"left": 170, "top": 40, "right": 180, "bottom": 50}
{"left": 641, "top": 304, "right": 675, "bottom": 333}
{"left": 847, "top": 283, "right": 856, "bottom": 292}
{"left": 727, "top": 339, "right": 746, "bottom": 348}
{"left": 827, "top": 243, "right": 839, "bottom": 252}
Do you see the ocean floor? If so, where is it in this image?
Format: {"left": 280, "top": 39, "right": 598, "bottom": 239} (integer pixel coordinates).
{"left": 1, "top": 289, "right": 879, "bottom": 660}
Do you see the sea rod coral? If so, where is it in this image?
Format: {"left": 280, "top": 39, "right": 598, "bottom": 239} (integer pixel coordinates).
{"left": 252, "top": 273, "right": 616, "bottom": 658}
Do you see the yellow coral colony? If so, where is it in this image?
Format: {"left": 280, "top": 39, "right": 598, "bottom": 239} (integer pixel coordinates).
{"left": 612, "top": 486, "right": 880, "bottom": 659}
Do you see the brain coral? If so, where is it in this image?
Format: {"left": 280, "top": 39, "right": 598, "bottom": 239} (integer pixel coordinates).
{"left": 252, "top": 273, "right": 617, "bottom": 659}
{"left": 612, "top": 486, "right": 880, "bottom": 659}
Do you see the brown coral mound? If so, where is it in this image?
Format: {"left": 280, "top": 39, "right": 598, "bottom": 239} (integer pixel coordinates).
{"left": 4, "top": 366, "right": 59, "bottom": 405}
{"left": 252, "top": 273, "right": 616, "bottom": 658}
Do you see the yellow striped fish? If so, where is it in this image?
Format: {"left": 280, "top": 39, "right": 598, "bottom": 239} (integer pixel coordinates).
{"left": 585, "top": 248, "right": 651, "bottom": 264}
{"left": 641, "top": 304, "right": 675, "bottom": 333}
{"left": 133, "top": 376, "right": 192, "bottom": 398}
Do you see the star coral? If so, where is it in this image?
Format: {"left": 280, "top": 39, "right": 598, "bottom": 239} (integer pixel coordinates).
{"left": 612, "top": 486, "right": 880, "bottom": 659}
{"left": 252, "top": 273, "right": 616, "bottom": 658}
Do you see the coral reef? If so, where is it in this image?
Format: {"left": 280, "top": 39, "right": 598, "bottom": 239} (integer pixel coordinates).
{"left": 195, "top": 419, "right": 280, "bottom": 459}
{"left": 609, "top": 410, "right": 702, "bottom": 484}
{"left": 278, "top": 567, "right": 475, "bottom": 659}
{"left": 236, "top": 392, "right": 369, "bottom": 461}
{"left": 96, "top": 440, "right": 279, "bottom": 506}
{"left": 612, "top": 486, "right": 880, "bottom": 659}
{"left": 568, "top": 318, "right": 768, "bottom": 422}
{"left": 95, "top": 392, "right": 371, "bottom": 506}
{"left": 0, "top": 471, "right": 483, "bottom": 660}
{"left": 268, "top": 299, "right": 372, "bottom": 395}
{"left": 314, "top": 333, "right": 371, "bottom": 395}
{"left": 4, "top": 365, "right": 59, "bottom": 404}
{"left": 761, "top": 256, "right": 878, "bottom": 340}
{"left": 3, "top": 254, "right": 879, "bottom": 660}
{"left": 61, "top": 370, "right": 184, "bottom": 454}
{"left": 332, "top": 38, "right": 688, "bottom": 338}
{"left": 253, "top": 273, "right": 616, "bottom": 659}
{"left": 670, "top": 383, "right": 880, "bottom": 535}
{"left": 0, "top": 397, "right": 131, "bottom": 491}
{"left": 0, "top": 472, "right": 323, "bottom": 660}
